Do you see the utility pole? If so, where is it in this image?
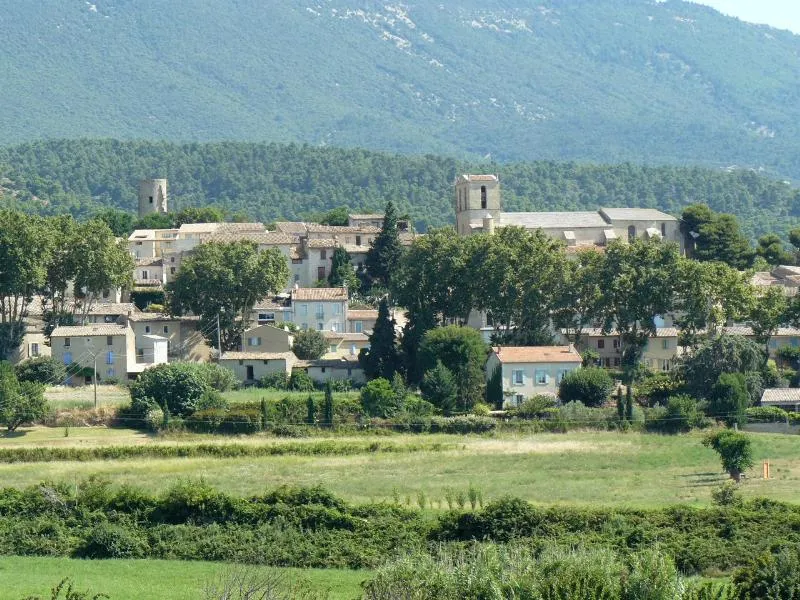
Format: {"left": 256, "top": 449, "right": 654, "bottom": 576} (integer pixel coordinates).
{"left": 216, "top": 312, "right": 222, "bottom": 361}
{"left": 93, "top": 352, "right": 98, "bottom": 409}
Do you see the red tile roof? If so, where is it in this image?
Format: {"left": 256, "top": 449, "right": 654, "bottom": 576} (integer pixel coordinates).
{"left": 491, "top": 346, "right": 582, "bottom": 364}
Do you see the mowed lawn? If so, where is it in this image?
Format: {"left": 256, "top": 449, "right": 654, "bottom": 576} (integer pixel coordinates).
{"left": 0, "top": 556, "right": 367, "bottom": 600}
{"left": 0, "top": 429, "right": 798, "bottom": 507}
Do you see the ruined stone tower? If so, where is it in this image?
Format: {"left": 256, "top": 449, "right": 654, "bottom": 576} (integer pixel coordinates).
{"left": 138, "top": 179, "right": 168, "bottom": 218}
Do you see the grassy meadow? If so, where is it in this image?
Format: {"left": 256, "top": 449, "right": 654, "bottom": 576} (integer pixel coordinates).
{"left": 0, "top": 427, "right": 798, "bottom": 507}
{"left": 0, "top": 556, "right": 366, "bottom": 600}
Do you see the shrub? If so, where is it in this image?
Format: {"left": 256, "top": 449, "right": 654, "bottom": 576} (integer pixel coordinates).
{"left": 472, "top": 402, "right": 492, "bottom": 416}
{"left": 555, "top": 401, "right": 618, "bottom": 431}
{"left": 635, "top": 371, "right": 681, "bottom": 407}
{"left": 708, "top": 373, "right": 749, "bottom": 427}
{"left": 559, "top": 368, "right": 613, "bottom": 407}
{"left": 196, "top": 389, "right": 228, "bottom": 412}
{"left": 420, "top": 361, "right": 458, "bottom": 415}
{"left": 260, "top": 372, "right": 289, "bottom": 390}
{"left": 649, "top": 394, "right": 704, "bottom": 434}
{"left": 509, "top": 395, "right": 556, "bottom": 419}
{"left": 745, "top": 406, "right": 789, "bottom": 423}
{"left": 288, "top": 369, "right": 314, "bottom": 392}
{"left": 130, "top": 363, "right": 208, "bottom": 417}
{"left": 429, "top": 415, "right": 495, "bottom": 434}
{"left": 0, "top": 363, "right": 48, "bottom": 431}
{"left": 361, "top": 378, "right": 402, "bottom": 418}
{"left": 190, "top": 362, "right": 237, "bottom": 392}
{"left": 14, "top": 356, "right": 67, "bottom": 385}
{"left": 732, "top": 547, "right": 800, "bottom": 600}
{"left": 76, "top": 522, "right": 148, "bottom": 559}
{"left": 292, "top": 329, "right": 327, "bottom": 360}
{"left": 703, "top": 430, "right": 754, "bottom": 482}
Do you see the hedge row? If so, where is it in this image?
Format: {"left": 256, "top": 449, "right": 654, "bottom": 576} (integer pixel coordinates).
{"left": 0, "top": 439, "right": 448, "bottom": 463}
{"left": 1, "top": 481, "right": 799, "bottom": 575}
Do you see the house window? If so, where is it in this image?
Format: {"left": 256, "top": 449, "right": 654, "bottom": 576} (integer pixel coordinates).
{"left": 320, "top": 249, "right": 327, "bottom": 260}
{"left": 300, "top": 304, "right": 308, "bottom": 316}
{"left": 64, "top": 337, "right": 71, "bottom": 347}
{"left": 557, "top": 369, "right": 568, "bottom": 384}
{"left": 597, "top": 339, "right": 605, "bottom": 349}
{"left": 613, "top": 339, "right": 620, "bottom": 349}
{"left": 142, "top": 270, "right": 149, "bottom": 280}
{"left": 614, "top": 357, "right": 621, "bottom": 367}
{"left": 512, "top": 369, "right": 524, "bottom": 385}
{"left": 628, "top": 225, "right": 636, "bottom": 241}
{"left": 480, "top": 185, "right": 487, "bottom": 209}
{"left": 294, "top": 274, "right": 300, "bottom": 282}
{"left": 292, "top": 258, "right": 302, "bottom": 265}
{"left": 163, "top": 326, "right": 169, "bottom": 334}
{"left": 136, "top": 241, "right": 142, "bottom": 246}
{"left": 248, "top": 337, "right": 261, "bottom": 347}
{"left": 356, "top": 235, "right": 362, "bottom": 246}
{"left": 535, "top": 370, "right": 548, "bottom": 385}
{"left": 515, "top": 394, "right": 524, "bottom": 406}
{"left": 661, "top": 223, "right": 666, "bottom": 237}
{"left": 662, "top": 339, "right": 670, "bottom": 350}
{"left": 258, "top": 313, "right": 275, "bottom": 324}
{"left": 329, "top": 344, "right": 337, "bottom": 353}
{"left": 317, "top": 266, "right": 326, "bottom": 280}
{"left": 102, "top": 290, "right": 110, "bottom": 299}
{"left": 170, "top": 267, "right": 176, "bottom": 274}
{"left": 353, "top": 321, "right": 363, "bottom": 333}
{"left": 604, "top": 358, "right": 611, "bottom": 367}
{"left": 63, "top": 352, "right": 73, "bottom": 365}
{"left": 333, "top": 304, "right": 341, "bottom": 315}
{"left": 106, "top": 352, "right": 114, "bottom": 365}
{"left": 136, "top": 348, "right": 144, "bottom": 358}
{"left": 145, "top": 326, "right": 151, "bottom": 334}
{"left": 347, "top": 367, "right": 353, "bottom": 377}
{"left": 107, "top": 368, "right": 115, "bottom": 377}
{"left": 170, "top": 257, "right": 175, "bottom": 263}
{"left": 321, "top": 367, "right": 327, "bottom": 374}
{"left": 30, "top": 343, "right": 40, "bottom": 357}
{"left": 316, "top": 303, "right": 324, "bottom": 319}
{"left": 661, "top": 360, "right": 671, "bottom": 372}
{"left": 149, "top": 196, "right": 154, "bottom": 204}
{"left": 318, "top": 322, "right": 324, "bottom": 331}
{"left": 106, "top": 336, "right": 113, "bottom": 346}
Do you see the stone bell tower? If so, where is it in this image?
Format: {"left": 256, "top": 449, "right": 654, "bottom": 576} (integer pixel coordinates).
{"left": 138, "top": 178, "right": 168, "bottom": 218}
{"left": 454, "top": 174, "right": 501, "bottom": 236}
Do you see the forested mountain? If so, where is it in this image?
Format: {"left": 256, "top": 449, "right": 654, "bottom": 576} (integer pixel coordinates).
{"left": 1, "top": 1, "right": 799, "bottom": 178}
{"left": 1, "top": 140, "right": 797, "bottom": 239}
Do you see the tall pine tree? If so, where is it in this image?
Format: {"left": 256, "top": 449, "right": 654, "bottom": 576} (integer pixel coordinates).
{"left": 328, "top": 245, "right": 359, "bottom": 291}
{"left": 365, "top": 201, "right": 403, "bottom": 288}
{"left": 359, "top": 297, "right": 399, "bottom": 380}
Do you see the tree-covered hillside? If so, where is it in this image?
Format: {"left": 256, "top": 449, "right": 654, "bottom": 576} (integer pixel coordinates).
{"left": 1, "top": 1, "right": 799, "bottom": 178}
{"left": 0, "top": 140, "right": 797, "bottom": 239}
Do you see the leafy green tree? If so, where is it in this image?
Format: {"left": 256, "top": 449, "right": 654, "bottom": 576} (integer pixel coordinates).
{"left": 359, "top": 297, "right": 398, "bottom": 380}
{"left": 703, "top": 429, "right": 754, "bottom": 481}
{"left": 365, "top": 201, "right": 403, "bottom": 288}
{"left": 659, "top": 394, "right": 703, "bottom": 434}
{"left": 360, "top": 377, "right": 402, "bottom": 418}
{"left": 134, "top": 212, "right": 173, "bottom": 230}
{"left": 288, "top": 369, "right": 314, "bottom": 391}
{"left": 696, "top": 213, "right": 754, "bottom": 269}
{"left": 168, "top": 241, "right": 289, "bottom": 350}
{"left": 553, "top": 248, "right": 604, "bottom": 345}
{"left": 789, "top": 229, "right": 800, "bottom": 251}
{"left": 708, "top": 373, "right": 750, "bottom": 427}
{"left": 292, "top": 329, "right": 327, "bottom": 360}
{"left": 600, "top": 238, "right": 680, "bottom": 381}
{"left": 420, "top": 361, "right": 458, "bottom": 415}
{"left": 0, "top": 211, "right": 52, "bottom": 360}
{"left": 679, "top": 334, "right": 764, "bottom": 404}
{"left": 558, "top": 368, "right": 614, "bottom": 408}
{"left": 92, "top": 208, "right": 137, "bottom": 237}
{"left": 0, "top": 362, "right": 47, "bottom": 432}
{"left": 473, "top": 227, "right": 567, "bottom": 346}
{"left": 749, "top": 286, "right": 789, "bottom": 361}
{"left": 327, "top": 246, "right": 359, "bottom": 291}
{"left": 418, "top": 325, "right": 488, "bottom": 412}
{"left": 130, "top": 362, "right": 209, "bottom": 417}
{"left": 72, "top": 219, "right": 135, "bottom": 323}
{"left": 319, "top": 207, "right": 350, "bottom": 226}
{"left": 14, "top": 356, "right": 66, "bottom": 385}
{"left": 173, "top": 206, "right": 224, "bottom": 226}
{"left": 756, "top": 233, "right": 794, "bottom": 266}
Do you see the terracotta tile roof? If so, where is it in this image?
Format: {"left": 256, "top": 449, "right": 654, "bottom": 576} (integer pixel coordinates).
{"left": 128, "top": 229, "right": 157, "bottom": 241}
{"left": 460, "top": 174, "right": 498, "bottom": 182}
{"left": 491, "top": 346, "right": 582, "bottom": 364}
{"left": 323, "top": 331, "right": 369, "bottom": 341}
{"left": 291, "top": 288, "right": 348, "bottom": 301}
{"left": 51, "top": 324, "right": 130, "bottom": 337}
{"left": 581, "top": 327, "right": 679, "bottom": 338}
{"left": 252, "top": 299, "right": 290, "bottom": 310}
{"left": 220, "top": 351, "right": 296, "bottom": 361}
{"left": 83, "top": 303, "right": 138, "bottom": 316}
{"left": 216, "top": 222, "right": 266, "bottom": 233}
{"left": 274, "top": 221, "right": 309, "bottom": 234}
{"left": 296, "top": 357, "right": 361, "bottom": 369}
{"left": 128, "top": 312, "right": 197, "bottom": 323}
{"left": 306, "top": 238, "right": 338, "bottom": 249}
{"left": 342, "top": 245, "right": 370, "bottom": 254}
{"left": 723, "top": 326, "right": 800, "bottom": 337}
{"left": 347, "top": 310, "right": 378, "bottom": 320}
{"left": 136, "top": 257, "right": 163, "bottom": 267}
{"left": 207, "top": 232, "right": 294, "bottom": 245}
{"left": 306, "top": 224, "right": 380, "bottom": 234}
{"left": 348, "top": 214, "right": 384, "bottom": 220}
{"left": 761, "top": 388, "right": 800, "bottom": 404}
{"left": 178, "top": 223, "right": 221, "bottom": 234}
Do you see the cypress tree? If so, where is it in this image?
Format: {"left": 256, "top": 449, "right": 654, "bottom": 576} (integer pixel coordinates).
{"left": 358, "top": 297, "right": 398, "bottom": 380}
{"left": 323, "top": 381, "right": 334, "bottom": 427}
{"left": 306, "top": 395, "right": 316, "bottom": 425}
{"left": 625, "top": 385, "right": 634, "bottom": 422}
{"left": 365, "top": 201, "right": 403, "bottom": 288}
{"left": 260, "top": 397, "right": 268, "bottom": 430}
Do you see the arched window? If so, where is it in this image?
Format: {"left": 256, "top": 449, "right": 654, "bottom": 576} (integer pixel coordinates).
{"left": 628, "top": 225, "right": 636, "bottom": 241}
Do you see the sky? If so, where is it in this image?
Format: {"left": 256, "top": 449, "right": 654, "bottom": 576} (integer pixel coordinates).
{"left": 693, "top": 0, "right": 800, "bottom": 34}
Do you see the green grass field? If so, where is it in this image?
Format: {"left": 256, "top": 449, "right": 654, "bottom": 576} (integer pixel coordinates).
{"left": 0, "top": 557, "right": 367, "bottom": 599}
{"left": 45, "top": 385, "right": 130, "bottom": 409}
{"left": 1, "top": 428, "right": 798, "bottom": 507}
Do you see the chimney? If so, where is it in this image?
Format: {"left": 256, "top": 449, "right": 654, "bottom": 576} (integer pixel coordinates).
{"left": 483, "top": 212, "right": 495, "bottom": 235}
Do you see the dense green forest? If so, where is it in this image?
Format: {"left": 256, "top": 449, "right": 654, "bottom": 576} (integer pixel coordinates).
{"left": 1, "top": 1, "right": 799, "bottom": 178}
{"left": 0, "top": 140, "right": 798, "bottom": 238}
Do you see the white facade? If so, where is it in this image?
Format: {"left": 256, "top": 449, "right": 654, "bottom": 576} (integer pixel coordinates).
{"left": 486, "top": 346, "right": 583, "bottom": 406}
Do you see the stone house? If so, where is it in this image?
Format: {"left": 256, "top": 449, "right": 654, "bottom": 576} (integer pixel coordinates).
{"left": 218, "top": 352, "right": 296, "bottom": 385}
{"left": 288, "top": 287, "right": 348, "bottom": 332}
{"left": 485, "top": 345, "right": 583, "bottom": 407}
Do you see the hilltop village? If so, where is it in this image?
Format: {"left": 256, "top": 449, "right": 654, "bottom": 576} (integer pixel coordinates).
{"left": 4, "top": 175, "right": 800, "bottom": 414}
